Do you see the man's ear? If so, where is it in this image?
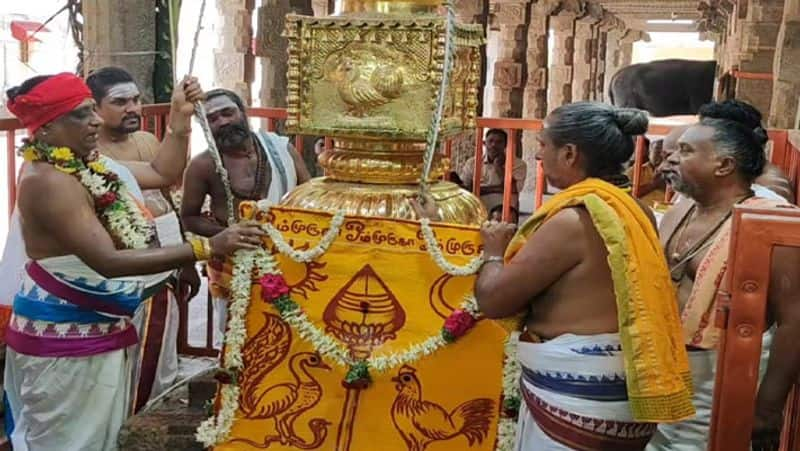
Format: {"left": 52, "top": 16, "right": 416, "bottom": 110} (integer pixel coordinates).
{"left": 714, "top": 154, "right": 737, "bottom": 178}
{"left": 561, "top": 143, "right": 579, "bottom": 168}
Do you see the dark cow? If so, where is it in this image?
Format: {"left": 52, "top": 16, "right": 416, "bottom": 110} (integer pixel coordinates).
{"left": 609, "top": 59, "right": 716, "bottom": 117}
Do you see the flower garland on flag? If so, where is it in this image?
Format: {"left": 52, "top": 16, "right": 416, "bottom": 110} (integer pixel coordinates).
{"left": 20, "top": 140, "right": 153, "bottom": 249}
{"left": 261, "top": 208, "right": 346, "bottom": 263}
{"left": 419, "top": 218, "right": 484, "bottom": 276}
{"left": 261, "top": 262, "right": 482, "bottom": 388}
{"left": 496, "top": 331, "right": 522, "bottom": 451}
{"left": 196, "top": 212, "right": 522, "bottom": 448}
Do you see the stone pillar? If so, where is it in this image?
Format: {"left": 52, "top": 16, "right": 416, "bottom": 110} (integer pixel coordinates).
{"left": 736, "top": 0, "right": 784, "bottom": 115}
{"left": 311, "top": 0, "right": 328, "bottom": 15}
{"left": 603, "top": 27, "right": 623, "bottom": 105}
{"left": 520, "top": 0, "right": 558, "bottom": 196}
{"left": 82, "top": 0, "right": 157, "bottom": 102}
{"left": 455, "top": 0, "right": 485, "bottom": 23}
{"left": 547, "top": 10, "right": 577, "bottom": 112}
{"left": 214, "top": 0, "right": 255, "bottom": 104}
{"left": 768, "top": 0, "right": 800, "bottom": 128}
{"left": 487, "top": 1, "right": 529, "bottom": 117}
{"left": 594, "top": 27, "right": 608, "bottom": 101}
{"left": 572, "top": 15, "right": 600, "bottom": 102}
{"left": 523, "top": 0, "right": 558, "bottom": 120}
{"left": 256, "top": 0, "right": 313, "bottom": 107}
{"left": 619, "top": 30, "right": 640, "bottom": 68}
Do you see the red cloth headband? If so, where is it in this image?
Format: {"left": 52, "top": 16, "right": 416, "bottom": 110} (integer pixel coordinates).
{"left": 7, "top": 73, "right": 93, "bottom": 135}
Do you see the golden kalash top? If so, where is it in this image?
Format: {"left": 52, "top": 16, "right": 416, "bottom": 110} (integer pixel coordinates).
{"left": 282, "top": 0, "right": 486, "bottom": 224}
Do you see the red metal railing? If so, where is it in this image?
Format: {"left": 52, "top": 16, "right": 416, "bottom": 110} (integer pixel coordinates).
{"left": 708, "top": 206, "right": 800, "bottom": 451}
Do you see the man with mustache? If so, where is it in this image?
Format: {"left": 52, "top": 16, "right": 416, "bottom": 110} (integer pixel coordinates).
{"left": 86, "top": 66, "right": 201, "bottom": 412}
{"left": 181, "top": 88, "right": 311, "bottom": 345}
{"left": 648, "top": 101, "right": 799, "bottom": 451}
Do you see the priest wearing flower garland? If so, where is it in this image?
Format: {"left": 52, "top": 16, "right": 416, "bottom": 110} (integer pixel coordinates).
{"left": 3, "top": 73, "right": 265, "bottom": 451}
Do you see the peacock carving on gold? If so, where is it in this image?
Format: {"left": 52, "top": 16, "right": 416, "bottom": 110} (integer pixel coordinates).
{"left": 324, "top": 45, "right": 411, "bottom": 117}
{"left": 233, "top": 313, "right": 332, "bottom": 449}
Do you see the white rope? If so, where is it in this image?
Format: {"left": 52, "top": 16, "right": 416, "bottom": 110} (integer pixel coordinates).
{"left": 188, "top": 0, "right": 236, "bottom": 225}
{"left": 418, "top": 1, "right": 457, "bottom": 203}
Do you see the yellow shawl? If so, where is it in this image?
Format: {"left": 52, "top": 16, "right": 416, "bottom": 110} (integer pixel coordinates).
{"left": 504, "top": 178, "right": 694, "bottom": 423}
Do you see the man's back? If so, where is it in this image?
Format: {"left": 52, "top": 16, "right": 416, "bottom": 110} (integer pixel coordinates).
{"left": 524, "top": 206, "right": 619, "bottom": 339}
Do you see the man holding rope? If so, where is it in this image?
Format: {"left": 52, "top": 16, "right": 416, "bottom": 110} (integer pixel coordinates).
{"left": 181, "top": 88, "right": 310, "bottom": 345}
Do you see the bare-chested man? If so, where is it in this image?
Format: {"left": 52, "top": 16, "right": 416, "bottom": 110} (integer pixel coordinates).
{"left": 460, "top": 102, "right": 694, "bottom": 449}
{"left": 86, "top": 66, "right": 201, "bottom": 412}
{"left": 3, "top": 73, "right": 261, "bottom": 451}
{"left": 181, "top": 88, "right": 311, "bottom": 345}
{"left": 648, "top": 100, "right": 800, "bottom": 451}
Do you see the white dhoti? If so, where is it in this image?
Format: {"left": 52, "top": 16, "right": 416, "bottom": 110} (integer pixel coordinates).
{"left": 515, "top": 333, "right": 657, "bottom": 451}
{"left": 646, "top": 331, "right": 773, "bottom": 451}
{"left": 129, "top": 288, "right": 180, "bottom": 412}
{"left": 5, "top": 348, "right": 131, "bottom": 451}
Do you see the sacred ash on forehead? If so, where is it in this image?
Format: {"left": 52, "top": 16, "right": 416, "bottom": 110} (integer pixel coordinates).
{"left": 205, "top": 95, "right": 239, "bottom": 115}
{"left": 106, "top": 82, "right": 140, "bottom": 100}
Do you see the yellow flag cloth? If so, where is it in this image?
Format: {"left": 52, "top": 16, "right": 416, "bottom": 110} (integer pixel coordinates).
{"left": 505, "top": 178, "right": 694, "bottom": 423}
{"left": 217, "top": 205, "right": 508, "bottom": 451}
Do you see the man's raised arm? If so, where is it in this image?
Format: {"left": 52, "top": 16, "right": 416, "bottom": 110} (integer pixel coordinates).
{"left": 123, "top": 76, "right": 203, "bottom": 190}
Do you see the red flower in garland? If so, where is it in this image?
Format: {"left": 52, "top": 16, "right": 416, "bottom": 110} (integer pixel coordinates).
{"left": 95, "top": 192, "right": 118, "bottom": 210}
{"left": 260, "top": 274, "right": 290, "bottom": 302}
{"left": 443, "top": 309, "right": 476, "bottom": 340}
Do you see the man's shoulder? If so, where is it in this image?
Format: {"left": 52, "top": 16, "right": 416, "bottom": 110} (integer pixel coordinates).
{"left": 18, "top": 164, "right": 86, "bottom": 204}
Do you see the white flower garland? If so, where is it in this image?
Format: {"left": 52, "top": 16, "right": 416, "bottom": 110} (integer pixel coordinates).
{"left": 419, "top": 218, "right": 484, "bottom": 276}
{"left": 77, "top": 163, "right": 153, "bottom": 249}
{"left": 196, "top": 248, "right": 264, "bottom": 446}
{"left": 261, "top": 208, "right": 346, "bottom": 263}
{"left": 496, "top": 331, "right": 521, "bottom": 451}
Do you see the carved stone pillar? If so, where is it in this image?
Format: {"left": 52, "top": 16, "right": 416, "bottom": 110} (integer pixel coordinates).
{"left": 547, "top": 10, "right": 577, "bottom": 112}
{"left": 523, "top": 0, "right": 558, "bottom": 120}
{"left": 603, "top": 28, "right": 622, "bottom": 101}
{"left": 256, "top": 0, "right": 313, "bottom": 107}
{"left": 82, "top": 0, "right": 157, "bottom": 102}
{"left": 736, "top": 0, "right": 785, "bottom": 115}
{"left": 768, "top": 0, "right": 799, "bottom": 128}
{"left": 572, "top": 15, "right": 600, "bottom": 102}
{"left": 214, "top": 0, "right": 255, "bottom": 104}
{"left": 593, "top": 27, "right": 608, "bottom": 101}
{"left": 520, "top": 0, "right": 558, "bottom": 194}
{"left": 455, "top": 0, "right": 484, "bottom": 23}
{"left": 311, "top": 0, "right": 328, "bottom": 15}
{"left": 488, "top": 1, "right": 529, "bottom": 117}
{"left": 619, "top": 29, "right": 641, "bottom": 68}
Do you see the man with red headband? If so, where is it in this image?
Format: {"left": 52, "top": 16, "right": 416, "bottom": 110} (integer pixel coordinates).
{"left": 1, "top": 73, "right": 265, "bottom": 451}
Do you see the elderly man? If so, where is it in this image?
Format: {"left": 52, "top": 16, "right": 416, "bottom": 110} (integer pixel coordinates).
{"left": 648, "top": 100, "right": 800, "bottom": 451}
{"left": 2, "top": 73, "right": 261, "bottom": 451}
{"left": 181, "top": 88, "right": 310, "bottom": 345}
{"left": 86, "top": 66, "right": 201, "bottom": 412}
